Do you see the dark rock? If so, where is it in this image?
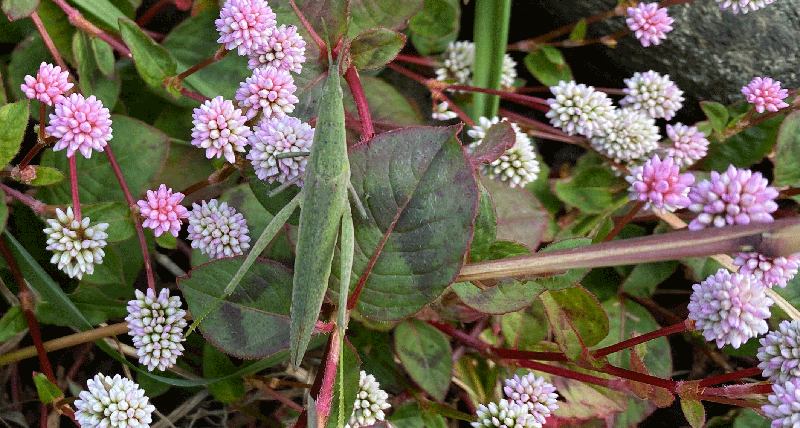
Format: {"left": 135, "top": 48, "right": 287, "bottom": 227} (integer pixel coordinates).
{"left": 515, "top": 1, "right": 800, "bottom": 112}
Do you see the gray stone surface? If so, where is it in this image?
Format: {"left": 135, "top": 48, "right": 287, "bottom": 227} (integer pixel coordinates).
{"left": 530, "top": 0, "right": 800, "bottom": 106}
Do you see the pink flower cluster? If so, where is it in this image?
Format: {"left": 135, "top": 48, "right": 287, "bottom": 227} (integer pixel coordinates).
{"left": 626, "top": 154, "right": 695, "bottom": 213}
{"left": 137, "top": 184, "right": 189, "bottom": 237}
{"left": 742, "top": 76, "right": 789, "bottom": 113}
{"left": 20, "top": 62, "right": 73, "bottom": 105}
{"left": 46, "top": 94, "right": 113, "bottom": 159}
{"left": 626, "top": 3, "right": 674, "bottom": 47}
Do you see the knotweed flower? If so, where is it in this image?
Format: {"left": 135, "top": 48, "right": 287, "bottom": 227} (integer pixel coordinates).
{"left": 716, "top": 0, "right": 777, "bottom": 14}
{"left": 191, "top": 96, "right": 251, "bottom": 164}
{"left": 590, "top": 109, "right": 660, "bottom": 163}
{"left": 468, "top": 117, "right": 540, "bottom": 188}
{"left": 621, "top": 71, "right": 684, "bottom": 120}
{"left": 742, "top": 77, "right": 789, "bottom": 113}
{"left": 11, "top": 165, "right": 37, "bottom": 185}
{"left": 432, "top": 101, "right": 458, "bottom": 121}
{"left": 20, "top": 62, "right": 73, "bottom": 105}
{"left": 137, "top": 185, "right": 189, "bottom": 238}
{"left": 46, "top": 94, "right": 112, "bottom": 158}
{"left": 235, "top": 66, "right": 299, "bottom": 120}
{"left": 216, "top": 0, "right": 276, "bottom": 55}
{"left": 665, "top": 123, "right": 709, "bottom": 168}
{"left": 248, "top": 24, "right": 306, "bottom": 73}
{"left": 188, "top": 199, "right": 250, "bottom": 259}
{"left": 626, "top": 154, "right": 695, "bottom": 213}
{"left": 626, "top": 3, "right": 674, "bottom": 47}
{"left": 472, "top": 399, "right": 538, "bottom": 428}
{"left": 126, "top": 288, "right": 187, "bottom": 371}
{"left": 763, "top": 377, "right": 800, "bottom": 427}
{"left": 345, "top": 371, "right": 391, "bottom": 428}
{"left": 434, "top": 41, "right": 517, "bottom": 88}
{"left": 75, "top": 373, "right": 155, "bottom": 428}
{"left": 546, "top": 81, "right": 616, "bottom": 138}
{"left": 687, "top": 165, "right": 779, "bottom": 230}
{"left": 687, "top": 268, "right": 772, "bottom": 349}
{"left": 734, "top": 252, "right": 800, "bottom": 288}
{"left": 758, "top": 320, "right": 800, "bottom": 383}
{"left": 503, "top": 374, "right": 559, "bottom": 426}
{"left": 44, "top": 207, "right": 109, "bottom": 280}
{"left": 247, "top": 115, "right": 314, "bottom": 186}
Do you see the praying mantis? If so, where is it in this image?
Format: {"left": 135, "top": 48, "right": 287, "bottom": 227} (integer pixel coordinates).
{"left": 187, "top": 46, "right": 358, "bottom": 380}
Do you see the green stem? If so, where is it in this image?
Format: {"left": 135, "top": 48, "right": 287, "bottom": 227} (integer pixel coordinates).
{"left": 471, "top": 0, "right": 512, "bottom": 121}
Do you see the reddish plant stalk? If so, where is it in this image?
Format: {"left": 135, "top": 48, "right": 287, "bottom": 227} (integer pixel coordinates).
{"left": 30, "top": 12, "right": 69, "bottom": 72}
{"left": 593, "top": 320, "right": 689, "bottom": 358}
{"left": 288, "top": 0, "right": 325, "bottom": 52}
{"left": 602, "top": 201, "right": 646, "bottom": 243}
{"left": 103, "top": 146, "right": 156, "bottom": 291}
{"left": 697, "top": 366, "right": 763, "bottom": 388}
{"left": 68, "top": 156, "right": 81, "bottom": 219}
{"left": 697, "top": 394, "right": 762, "bottom": 408}
{"left": 0, "top": 184, "right": 51, "bottom": 216}
{"left": 0, "top": 237, "right": 57, "bottom": 385}
{"left": 702, "top": 382, "right": 773, "bottom": 397}
{"left": 601, "top": 363, "right": 677, "bottom": 392}
{"left": 447, "top": 84, "right": 550, "bottom": 111}
{"left": 177, "top": 47, "right": 228, "bottom": 81}
{"left": 180, "top": 88, "right": 210, "bottom": 103}
{"left": 394, "top": 54, "right": 438, "bottom": 67}
{"left": 386, "top": 62, "right": 428, "bottom": 85}
{"left": 19, "top": 102, "right": 49, "bottom": 170}
{"left": 344, "top": 66, "right": 375, "bottom": 143}
{"left": 315, "top": 329, "right": 341, "bottom": 428}
{"left": 49, "top": 0, "right": 132, "bottom": 58}
{"left": 180, "top": 163, "right": 238, "bottom": 198}
{"left": 136, "top": 0, "right": 170, "bottom": 27}
{"left": 436, "top": 92, "right": 475, "bottom": 127}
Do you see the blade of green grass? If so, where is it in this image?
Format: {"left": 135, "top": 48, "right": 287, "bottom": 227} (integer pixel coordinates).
{"left": 471, "top": 0, "right": 512, "bottom": 121}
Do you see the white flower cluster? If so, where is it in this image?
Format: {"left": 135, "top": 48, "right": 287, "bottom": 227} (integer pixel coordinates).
{"left": 468, "top": 117, "right": 540, "bottom": 188}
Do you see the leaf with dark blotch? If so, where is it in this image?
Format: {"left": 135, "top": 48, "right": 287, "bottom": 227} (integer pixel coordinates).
{"left": 119, "top": 19, "right": 177, "bottom": 90}
{"left": 2, "top": 0, "right": 38, "bottom": 21}
{"left": 339, "top": 125, "right": 479, "bottom": 321}
{"left": 179, "top": 257, "right": 297, "bottom": 359}
{"left": 38, "top": 115, "right": 169, "bottom": 205}
{"left": 395, "top": 319, "right": 452, "bottom": 402}
{"left": 0, "top": 100, "right": 28, "bottom": 168}
{"left": 247, "top": 167, "right": 301, "bottom": 226}
{"left": 541, "top": 285, "right": 608, "bottom": 360}
{"left": 343, "top": 75, "right": 423, "bottom": 130}
{"left": 774, "top": 110, "right": 800, "bottom": 187}
{"left": 350, "top": 27, "right": 406, "bottom": 71}
{"left": 468, "top": 121, "right": 514, "bottom": 167}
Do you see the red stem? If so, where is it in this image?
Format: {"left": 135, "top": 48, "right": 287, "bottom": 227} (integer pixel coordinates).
{"left": 697, "top": 367, "right": 763, "bottom": 388}
{"left": 176, "top": 47, "right": 228, "bottom": 82}
{"left": 103, "top": 146, "right": 156, "bottom": 292}
{"left": 393, "top": 54, "right": 438, "bottom": 67}
{"left": 593, "top": 320, "right": 688, "bottom": 358}
{"left": 386, "top": 62, "right": 428, "bottom": 85}
{"left": 0, "top": 184, "right": 50, "bottom": 216}
{"left": 702, "top": 382, "right": 773, "bottom": 397}
{"left": 288, "top": 0, "right": 326, "bottom": 52}
{"left": 315, "top": 330, "right": 341, "bottom": 427}
{"left": 602, "top": 201, "right": 645, "bottom": 243}
{"left": 136, "top": 0, "right": 170, "bottom": 27}
{"left": 68, "top": 155, "right": 81, "bottom": 219}
{"left": 50, "top": 0, "right": 132, "bottom": 59}
{"left": 601, "top": 363, "right": 677, "bottom": 392}
{"left": 448, "top": 84, "right": 550, "bottom": 111}
{"left": 344, "top": 66, "right": 374, "bottom": 143}
{"left": 30, "top": 12, "right": 69, "bottom": 72}
{"left": 515, "top": 359, "right": 634, "bottom": 393}
{"left": 19, "top": 103, "right": 49, "bottom": 170}
{"left": 179, "top": 88, "right": 210, "bottom": 103}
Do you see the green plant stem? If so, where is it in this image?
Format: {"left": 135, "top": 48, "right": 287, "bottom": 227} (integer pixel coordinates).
{"left": 103, "top": 145, "right": 156, "bottom": 292}
{"left": 458, "top": 216, "right": 800, "bottom": 283}
{"left": 471, "top": 0, "right": 512, "bottom": 121}
{"left": 0, "top": 322, "right": 129, "bottom": 367}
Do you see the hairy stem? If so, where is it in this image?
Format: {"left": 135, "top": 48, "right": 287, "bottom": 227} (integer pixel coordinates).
{"left": 344, "top": 66, "right": 374, "bottom": 143}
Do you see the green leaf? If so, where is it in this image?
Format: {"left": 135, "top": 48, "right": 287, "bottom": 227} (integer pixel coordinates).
{"left": 247, "top": 168, "right": 301, "bottom": 226}
{"left": 82, "top": 203, "right": 135, "bottom": 243}
{"left": 8, "top": 34, "right": 52, "bottom": 103}
{"left": 326, "top": 342, "right": 361, "bottom": 428}
{"left": 344, "top": 75, "right": 423, "bottom": 128}
{"left": 501, "top": 300, "right": 548, "bottom": 350}
{"left": 33, "top": 373, "right": 62, "bottom": 404}
{"left": 341, "top": 125, "right": 478, "bottom": 321}
{"left": 540, "top": 45, "right": 565, "bottom": 66}
{"left": 554, "top": 166, "right": 620, "bottom": 214}
{"left": 540, "top": 285, "right": 608, "bottom": 360}
{"left": 118, "top": 18, "right": 177, "bottom": 89}
{"left": 524, "top": 48, "right": 573, "bottom": 87}
{"left": 38, "top": 283, "right": 128, "bottom": 325}
{"left": 155, "top": 232, "right": 177, "bottom": 249}
{"left": 203, "top": 343, "right": 244, "bottom": 403}
{"left": 69, "top": 0, "right": 127, "bottom": 32}
{"left": 569, "top": 19, "right": 587, "bottom": 41}
{"left": 349, "top": 27, "right": 406, "bottom": 71}
{"left": 620, "top": 261, "right": 679, "bottom": 298}
{"left": 774, "top": 110, "right": 800, "bottom": 187}
{"left": 73, "top": 31, "right": 120, "bottom": 109}
{"left": 681, "top": 398, "right": 706, "bottom": 428}
{"left": 733, "top": 409, "right": 771, "bottom": 428}
{"left": 471, "top": 0, "right": 511, "bottom": 119}
{"left": 161, "top": 9, "right": 251, "bottom": 107}
{"left": 39, "top": 115, "right": 170, "bottom": 205}
{"left": 92, "top": 37, "right": 116, "bottom": 78}
{"left": 29, "top": 166, "right": 64, "bottom": 186}
{"left": 468, "top": 122, "right": 514, "bottom": 165}
{"left": 80, "top": 247, "right": 125, "bottom": 286}
{"left": 2, "top": 0, "right": 38, "bottom": 21}
{"left": 179, "top": 257, "right": 295, "bottom": 359}
{"left": 395, "top": 319, "right": 452, "bottom": 401}
{"left": 408, "top": 0, "right": 460, "bottom": 56}
{"left": 37, "top": 0, "right": 75, "bottom": 63}
{"left": 470, "top": 240, "right": 530, "bottom": 263}
{"left": 470, "top": 185, "right": 496, "bottom": 252}
{"left": 700, "top": 101, "right": 729, "bottom": 136}
{"left": 0, "top": 100, "right": 28, "bottom": 168}
{"left": 702, "top": 113, "right": 782, "bottom": 171}
{"left": 452, "top": 278, "right": 544, "bottom": 314}
{"left": 0, "top": 188, "right": 7, "bottom": 233}
{"left": 347, "top": 0, "right": 423, "bottom": 39}
{"left": 0, "top": 306, "right": 26, "bottom": 341}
